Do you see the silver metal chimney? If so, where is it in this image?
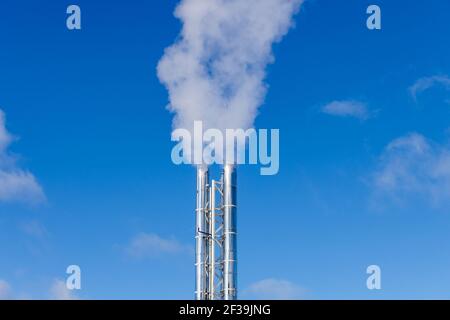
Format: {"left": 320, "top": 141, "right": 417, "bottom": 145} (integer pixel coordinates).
{"left": 194, "top": 165, "right": 237, "bottom": 300}
{"left": 222, "top": 164, "right": 237, "bottom": 300}
{"left": 195, "top": 166, "right": 209, "bottom": 300}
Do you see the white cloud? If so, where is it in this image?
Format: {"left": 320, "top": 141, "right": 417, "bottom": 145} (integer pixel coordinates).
{"left": 0, "top": 280, "right": 12, "bottom": 300}
{"left": 0, "top": 109, "right": 45, "bottom": 205}
{"left": 244, "top": 278, "right": 305, "bottom": 300}
{"left": 409, "top": 75, "right": 450, "bottom": 101}
{"left": 321, "top": 100, "right": 370, "bottom": 120}
{"left": 0, "top": 111, "right": 13, "bottom": 151}
{"left": 19, "top": 220, "right": 48, "bottom": 239}
{"left": 157, "top": 0, "right": 302, "bottom": 162}
{"left": 373, "top": 133, "right": 450, "bottom": 206}
{"left": 125, "top": 233, "right": 190, "bottom": 258}
{"left": 49, "top": 279, "right": 78, "bottom": 300}
{"left": 0, "top": 278, "right": 78, "bottom": 300}
{"left": 0, "top": 171, "right": 45, "bottom": 204}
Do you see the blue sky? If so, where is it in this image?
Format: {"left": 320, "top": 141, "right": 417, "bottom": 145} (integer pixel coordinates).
{"left": 0, "top": 0, "right": 450, "bottom": 299}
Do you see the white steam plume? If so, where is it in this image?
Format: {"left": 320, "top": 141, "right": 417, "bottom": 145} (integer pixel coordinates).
{"left": 158, "top": 0, "right": 302, "bottom": 135}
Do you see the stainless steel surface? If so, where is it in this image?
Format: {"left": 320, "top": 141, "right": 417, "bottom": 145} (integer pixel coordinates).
{"left": 194, "top": 165, "right": 237, "bottom": 300}
{"left": 195, "top": 166, "right": 209, "bottom": 300}
{"left": 208, "top": 180, "right": 216, "bottom": 299}
{"left": 222, "top": 164, "right": 237, "bottom": 300}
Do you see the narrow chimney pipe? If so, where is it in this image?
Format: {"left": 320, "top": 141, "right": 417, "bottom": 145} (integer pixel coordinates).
{"left": 195, "top": 166, "right": 209, "bottom": 300}
{"left": 222, "top": 164, "right": 237, "bottom": 300}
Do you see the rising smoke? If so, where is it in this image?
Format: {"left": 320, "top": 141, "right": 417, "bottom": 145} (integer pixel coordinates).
{"left": 157, "top": 0, "right": 302, "bottom": 135}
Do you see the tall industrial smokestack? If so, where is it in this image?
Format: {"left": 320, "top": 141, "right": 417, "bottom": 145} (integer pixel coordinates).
{"left": 195, "top": 166, "right": 209, "bottom": 300}
{"left": 159, "top": 0, "right": 302, "bottom": 301}
{"left": 222, "top": 164, "right": 237, "bottom": 300}
{"left": 194, "top": 165, "right": 238, "bottom": 300}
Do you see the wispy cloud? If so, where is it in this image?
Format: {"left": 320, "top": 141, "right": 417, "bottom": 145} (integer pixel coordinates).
{"left": 0, "top": 278, "right": 80, "bottom": 300}
{"left": 321, "top": 100, "right": 370, "bottom": 120}
{"left": 49, "top": 279, "right": 78, "bottom": 300}
{"left": 0, "top": 280, "right": 12, "bottom": 300}
{"left": 372, "top": 133, "right": 450, "bottom": 207}
{"left": 243, "top": 278, "right": 305, "bottom": 300}
{"left": 19, "top": 220, "right": 48, "bottom": 239}
{"left": 0, "top": 171, "right": 45, "bottom": 205}
{"left": 409, "top": 75, "right": 450, "bottom": 101}
{"left": 125, "top": 233, "right": 191, "bottom": 258}
{"left": 0, "top": 109, "right": 45, "bottom": 205}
